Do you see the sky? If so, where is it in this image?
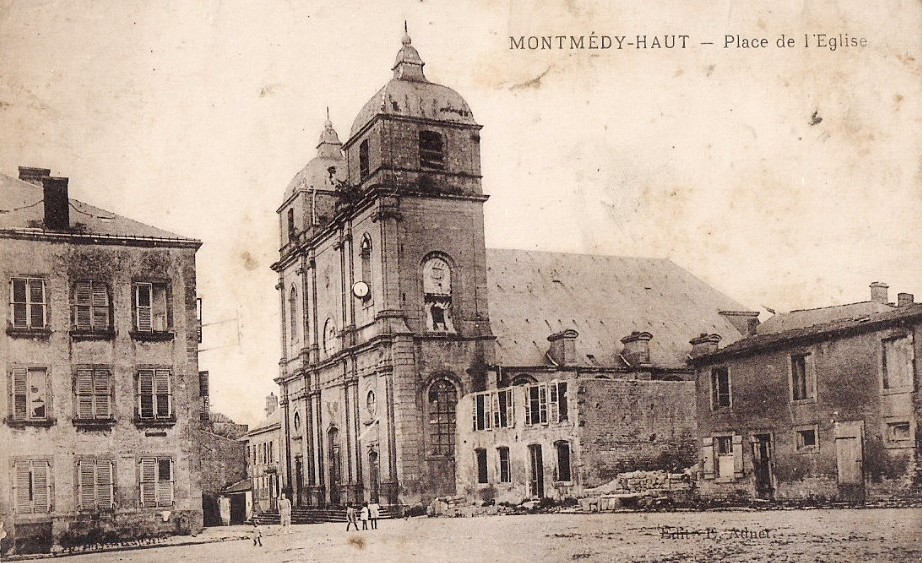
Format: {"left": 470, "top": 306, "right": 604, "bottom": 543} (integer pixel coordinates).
{"left": 1, "top": 1, "right": 919, "bottom": 427}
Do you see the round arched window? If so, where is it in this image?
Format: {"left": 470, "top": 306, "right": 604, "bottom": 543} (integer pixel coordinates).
{"left": 366, "top": 390, "right": 377, "bottom": 417}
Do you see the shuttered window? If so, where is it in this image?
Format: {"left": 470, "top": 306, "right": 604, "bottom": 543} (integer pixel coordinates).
{"left": 11, "top": 367, "right": 48, "bottom": 421}
{"left": 10, "top": 277, "right": 46, "bottom": 329}
{"left": 134, "top": 282, "right": 169, "bottom": 332}
{"left": 73, "top": 281, "right": 110, "bottom": 331}
{"left": 75, "top": 368, "right": 112, "bottom": 420}
{"left": 524, "top": 382, "right": 568, "bottom": 426}
{"left": 78, "top": 459, "right": 114, "bottom": 510}
{"left": 139, "top": 457, "right": 173, "bottom": 507}
{"left": 137, "top": 369, "right": 172, "bottom": 419}
{"left": 13, "top": 460, "right": 52, "bottom": 514}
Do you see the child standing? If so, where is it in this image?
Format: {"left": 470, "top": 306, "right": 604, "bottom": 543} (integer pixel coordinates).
{"left": 360, "top": 502, "right": 369, "bottom": 530}
{"left": 345, "top": 504, "right": 358, "bottom": 531}
{"left": 368, "top": 501, "right": 380, "bottom": 530}
{"left": 251, "top": 519, "right": 263, "bottom": 547}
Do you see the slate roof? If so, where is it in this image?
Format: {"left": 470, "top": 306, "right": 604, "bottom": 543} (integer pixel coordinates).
{"left": 485, "top": 249, "right": 751, "bottom": 369}
{"left": 757, "top": 301, "right": 894, "bottom": 334}
{"left": 0, "top": 173, "right": 199, "bottom": 244}
{"left": 692, "top": 303, "right": 922, "bottom": 363}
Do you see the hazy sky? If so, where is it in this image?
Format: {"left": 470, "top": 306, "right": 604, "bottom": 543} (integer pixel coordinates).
{"left": 2, "top": 1, "right": 919, "bottom": 426}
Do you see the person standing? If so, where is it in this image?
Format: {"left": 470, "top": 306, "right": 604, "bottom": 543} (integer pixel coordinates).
{"left": 345, "top": 504, "right": 358, "bottom": 531}
{"left": 251, "top": 519, "right": 263, "bottom": 547}
{"left": 360, "top": 502, "right": 369, "bottom": 530}
{"left": 368, "top": 500, "right": 380, "bottom": 530}
{"left": 278, "top": 493, "right": 292, "bottom": 534}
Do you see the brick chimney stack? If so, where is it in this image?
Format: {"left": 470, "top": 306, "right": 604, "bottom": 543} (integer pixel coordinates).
{"left": 620, "top": 331, "right": 653, "bottom": 366}
{"left": 689, "top": 333, "right": 722, "bottom": 358}
{"left": 265, "top": 392, "right": 278, "bottom": 417}
{"left": 18, "top": 166, "right": 51, "bottom": 186}
{"left": 897, "top": 293, "right": 915, "bottom": 307}
{"left": 870, "top": 282, "right": 889, "bottom": 304}
{"left": 41, "top": 176, "right": 70, "bottom": 231}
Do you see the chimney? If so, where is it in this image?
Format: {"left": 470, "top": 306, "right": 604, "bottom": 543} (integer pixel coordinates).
{"left": 620, "top": 331, "right": 653, "bottom": 367}
{"left": 689, "top": 333, "right": 722, "bottom": 358}
{"left": 870, "top": 282, "right": 889, "bottom": 304}
{"left": 719, "top": 310, "right": 760, "bottom": 337}
{"left": 41, "top": 176, "right": 70, "bottom": 231}
{"left": 18, "top": 166, "right": 51, "bottom": 186}
{"left": 897, "top": 293, "right": 915, "bottom": 307}
{"left": 547, "top": 329, "right": 579, "bottom": 366}
{"left": 265, "top": 392, "right": 278, "bottom": 417}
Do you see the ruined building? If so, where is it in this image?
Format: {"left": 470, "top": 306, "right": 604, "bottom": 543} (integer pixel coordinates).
{"left": 0, "top": 169, "right": 203, "bottom": 554}
{"left": 271, "top": 32, "right": 755, "bottom": 508}
{"left": 691, "top": 285, "right": 921, "bottom": 502}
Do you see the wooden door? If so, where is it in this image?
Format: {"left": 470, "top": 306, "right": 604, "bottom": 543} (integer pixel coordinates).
{"left": 528, "top": 445, "right": 544, "bottom": 498}
{"left": 835, "top": 421, "right": 865, "bottom": 502}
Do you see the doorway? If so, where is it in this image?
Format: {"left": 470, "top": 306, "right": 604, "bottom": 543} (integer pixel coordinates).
{"left": 328, "top": 427, "right": 342, "bottom": 505}
{"left": 294, "top": 456, "right": 304, "bottom": 506}
{"left": 368, "top": 450, "right": 380, "bottom": 503}
{"left": 835, "top": 421, "right": 865, "bottom": 502}
{"left": 751, "top": 433, "right": 774, "bottom": 500}
{"left": 528, "top": 444, "right": 544, "bottom": 498}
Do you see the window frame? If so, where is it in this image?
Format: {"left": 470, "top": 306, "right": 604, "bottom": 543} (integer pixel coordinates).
{"left": 794, "top": 425, "right": 819, "bottom": 453}
{"left": 418, "top": 130, "right": 445, "bottom": 170}
{"left": 881, "top": 334, "right": 914, "bottom": 393}
{"left": 12, "top": 458, "right": 53, "bottom": 515}
{"left": 74, "top": 366, "right": 115, "bottom": 424}
{"left": 10, "top": 277, "right": 47, "bottom": 330}
{"left": 132, "top": 281, "right": 172, "bottom": 336}
{"left": 524, "top": 381, "right": 568, "bottom": 426}
{"left": 426, "top": 378, "right": 458, "bottom": 458}
{"left": 555, "top": 440, "right": 572, "bottom": 482}
{"left": 359, "top": 139, "right": 370, "bottom": 180}
{"left": 710, "top": 366, "right": 731, "bottom": 410}
{"left": 497, "top": 447, "right": 511, "bottom": 483}
{"left": 883, "top": 418, "right": 914, "bottom": 448}
{"left": 72, "top": 280, "right": 112, "bottom": 333}
{"left": 136, "top": 368, "right": 174, "bottom": 425}
{"left": 790, "top": 352, "right": 816, "bottom": 403}
{"left": 8, "top": 366, "right": 52, "bottom": 425}
{"left": 475, "top": 448, "right": 488, "bottom": 484}
{"left": 77, "top": 458, "right": 115, "bottom": 511}
{"left": 139, "top": 456, "right": 174, "bottom": 508}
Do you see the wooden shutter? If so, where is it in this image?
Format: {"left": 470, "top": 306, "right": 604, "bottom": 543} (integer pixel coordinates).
{"left": 29, "top": 279, "right": 45, "bottom": 328}
{"left": 155, "top": 369, "right": 171, "bottom": 418}
{"left": 140, "top": 458, "right": 157, "bottom": 507}
{"left": 79, "top": 461, "right": 96, "bottom": 509}
{"left": 548, "top": 383, "right": 560, "bottom": 423}
{"left": 557, "top": 383, "right": 568, "bottom": 421}
{"left": 14, "top": 462, "right": 31, "bottom": 512}
{"left": 32, "top": 462, "right": 51, "bottom": 513}
{"left": 11, "top": 278, "right": 27, "bottom": 327}
{"left": 506, "top": 389, "right": 515, "bottom": 427}
{"left": 12, "top": 367, "right": 28, "bottom": 420}
{"left": 94, "top": 369, "right": 111, "bottom": 419}
{"left": 92, "top": 283, "right": 109, "bottom": 329}
{"left": 76, "top": 369, "right": 95, "bottom": 419}
{"left": 74, "top": 281, "right": 92, "bottom": 329}
{"left": 136, "top": 284, "right": 152, "bottom": 332}
{"left": 157, "top": 459, "right": 173, "bottom": 507}
{"left": 732, "top": 435, "right": 744, "bottom": 478}
{"left": 97, "top": 461, "right": 114, "bottom": 508}
{"left": 138, "top": 370, "right": 154, "bottom": 418}
{"left": 538, "top": 385, "right": 548, "bottom": 424}
{"left": 702, "top": 439, "right": 715, "bottom": 480}
{"left": 524, "top": 387, "right": 533, "bottom": 426}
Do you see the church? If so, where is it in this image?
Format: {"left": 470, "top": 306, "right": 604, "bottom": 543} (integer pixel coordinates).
{"left": 271, "top": 31, "right": 755, "bottom": 508}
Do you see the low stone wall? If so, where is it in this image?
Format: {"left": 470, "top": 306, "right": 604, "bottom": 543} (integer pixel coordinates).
{"left": 579, "top": 470, "right": 694, "bottom": 511}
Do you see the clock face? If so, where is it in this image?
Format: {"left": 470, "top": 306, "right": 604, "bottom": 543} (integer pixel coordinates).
{"left": 352, "top": 281, "right": 370, "bottom": 299}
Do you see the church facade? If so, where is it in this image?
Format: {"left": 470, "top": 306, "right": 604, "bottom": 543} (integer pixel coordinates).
{"left": 271, "top": 32, "right": 754, "bottom": 508}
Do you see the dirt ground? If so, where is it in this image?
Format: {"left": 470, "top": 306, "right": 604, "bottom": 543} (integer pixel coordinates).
{"left": 55, "top": 507, "right": 922, "bottom": 562}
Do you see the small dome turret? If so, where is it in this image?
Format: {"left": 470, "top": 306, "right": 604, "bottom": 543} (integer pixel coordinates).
{"left": 284, "top": 110, "right": 346, "bottom": 201}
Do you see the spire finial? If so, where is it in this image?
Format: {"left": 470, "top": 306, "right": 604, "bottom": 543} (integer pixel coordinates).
{"left": 323, "top": 106, "right": 332, "bottom": 129}
{"left": 402, "top": 21, "right": 411, "bottom": 46}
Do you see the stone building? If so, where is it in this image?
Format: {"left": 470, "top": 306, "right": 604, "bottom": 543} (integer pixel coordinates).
{"left": 0, "top": 169, "right": 203, "bottom": 554}
{"left": 242, "top": 394, "right": 282, "bottom": 513}
{"left": 271, "top": 32, "right": 755, "bottom": 508}
{"left": 691, "top": 286, "right": 921, "bottom": 502}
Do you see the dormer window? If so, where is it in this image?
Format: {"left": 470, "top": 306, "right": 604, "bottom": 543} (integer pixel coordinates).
{"left": 359, "top": 139, "right": 370, "bottom": 180}
{"left": 419, "top": 131, "right": 444, "bottom": 170}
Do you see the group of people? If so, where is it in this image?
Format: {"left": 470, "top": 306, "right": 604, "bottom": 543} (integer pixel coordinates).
{"left": 346, "top": 501, "right": 380, "bottom": 531}
{"left": 251, "top": 494, "right": 381, "bottom": 546}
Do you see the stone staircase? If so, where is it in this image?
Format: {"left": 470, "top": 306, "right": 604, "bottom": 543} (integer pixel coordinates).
{"left": 252, "top": 505, "right": 401, "bottom": 525}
